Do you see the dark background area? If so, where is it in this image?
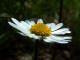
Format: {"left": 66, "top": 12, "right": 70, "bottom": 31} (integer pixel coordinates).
{"left": 0, "top": 0, "right": 80, "bottom": 60}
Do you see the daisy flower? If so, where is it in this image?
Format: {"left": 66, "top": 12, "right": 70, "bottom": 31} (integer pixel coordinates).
{"left": 8, "top": 18, "right": 72, "bottom": 44}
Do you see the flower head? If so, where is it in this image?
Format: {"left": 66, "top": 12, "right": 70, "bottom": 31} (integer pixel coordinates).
{"left": 30, "top": 23, "right": 51, "bottom": 36}
{"left": 8, "top": 18, "right": 72, "bottom": 44}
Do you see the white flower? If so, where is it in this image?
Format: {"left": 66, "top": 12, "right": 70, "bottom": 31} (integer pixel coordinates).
{"left": 8, "top": 18, "right": 72, "bottom": 44}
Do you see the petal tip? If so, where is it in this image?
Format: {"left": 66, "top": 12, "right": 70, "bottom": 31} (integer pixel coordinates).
{"left": 37, "top": 19, "right": 43, "bottom": 23}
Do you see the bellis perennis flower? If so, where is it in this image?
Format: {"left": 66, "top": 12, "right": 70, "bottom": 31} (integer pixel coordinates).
{"left": 8, "top": 18, "right": 72, "bottom": 44}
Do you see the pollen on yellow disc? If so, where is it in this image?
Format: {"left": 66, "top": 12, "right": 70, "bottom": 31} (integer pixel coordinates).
{"left": 30, "top": 23, "right": 51, "bottom": 36}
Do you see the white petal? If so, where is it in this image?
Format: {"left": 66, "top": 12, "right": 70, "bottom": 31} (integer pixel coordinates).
{"left": 46, "top": 23, "right": 63, "bottom": 31}
{"left": 44, "top": 37, "right": 54, "bottom": 42}
{"left": 8, "top": 22, "right": 17, "bottom": 28}
{"left": 18, "top": 32, "right": 25, "bottom": 36}
{"left": 49, "top": 35, "right": 72, "bottom": 40}
{"left": 25, "top": 20, "right": 35, "bottom": 26}
{"left": 20, "top": 28, "right": 41, "bottom": 39}
{"left": 11, "top": 18, "right": 28, "bottom": 30}
{"left": 64, "top": 37, "right": 72, "bottom": 40}
{"left": 9, "top": 18, "right": 41, "bottom": 40}
{"left": 8, "top": 22, "right": 22, "bottom": 31}
{"left": 54, "top": 23, "right": 63, "bottom": 31}
{"left": 31, "top": 34, "right": 41, "bottom": 39}
{"left": 9, "top": 21, "right": 31, "bottom": 37}
{"left": 8, "top": 22, "right": 26, "bottom": 32}
{"left": 11, "top": 18, "right": 21, "bottom": 25}
{"left": 19, "top": 29, "right": 41, "bottom": 40}
{"left": 37, "top": 19, "right": 43, "bottom": 23}
{"left": 44, "top": 39, "right": 69, "bottom": 44}
{"left": 46, "top": 23, "right": 56, "bottom": 31}
{"left": 52, "top": 28, "right": 71, "bottom": 35}
{"left": 20, "top": 21, "right": 31, "bottom": 30}
{"left": 30, "top": 21, "right": 35, "bottom": 25}
{"left": 44, "top": 35, "right": 71, "bottom": 44}
{"left": 19, "top": 30, "right": 35, "bottom": 38}
{"left": 44, "top": 38, "right": 69, "bottom": 44}
{"left": 23, "top": 31, "right": 41, "bottom": 39}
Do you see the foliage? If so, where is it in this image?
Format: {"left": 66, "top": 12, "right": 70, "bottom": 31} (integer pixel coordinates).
{"left": 0, "top": 0, "right": 80, "bottom": 60}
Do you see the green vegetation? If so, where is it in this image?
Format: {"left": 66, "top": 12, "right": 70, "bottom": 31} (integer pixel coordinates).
{"left": 0, "top": 0, "right": 80, "bottom": 60}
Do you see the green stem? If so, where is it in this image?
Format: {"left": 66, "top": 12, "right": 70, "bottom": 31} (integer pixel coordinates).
{"left": 59, "top": 0, "right": 63, "bottom": 22}
{"left": 33, "top": 40, "right": 39, "bottom": 60}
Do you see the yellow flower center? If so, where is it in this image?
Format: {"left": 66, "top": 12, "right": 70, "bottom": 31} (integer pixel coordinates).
{"left": 30, "top": 23, "right": 51, "bottom": 36}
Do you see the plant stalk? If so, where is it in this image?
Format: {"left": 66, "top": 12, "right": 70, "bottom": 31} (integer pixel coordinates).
{"left": 33, "top": 40, "right": 39, "bottom": 60}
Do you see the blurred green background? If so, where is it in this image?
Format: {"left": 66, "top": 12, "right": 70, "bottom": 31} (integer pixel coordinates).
{"left": 0, "top": 0, "right": 80, "bottom": 60}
